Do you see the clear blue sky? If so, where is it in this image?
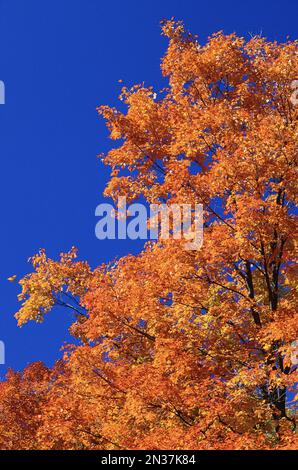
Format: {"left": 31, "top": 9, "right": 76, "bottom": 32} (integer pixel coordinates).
{"left": 0, "top": 0, "right": 296, "bottom": 375}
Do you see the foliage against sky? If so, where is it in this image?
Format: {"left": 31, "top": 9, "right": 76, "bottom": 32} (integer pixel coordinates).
{"left": 0, "top": 20, "right": 297, "bottom": 450}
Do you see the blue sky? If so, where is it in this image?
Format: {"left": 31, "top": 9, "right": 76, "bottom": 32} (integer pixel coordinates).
{"left": 0, "top": 0, "right": 297, "bottom": 375}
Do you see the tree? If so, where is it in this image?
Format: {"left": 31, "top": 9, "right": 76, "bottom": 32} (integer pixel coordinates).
{"left": 1, "top": 20, "right": 297, "bottom": 450}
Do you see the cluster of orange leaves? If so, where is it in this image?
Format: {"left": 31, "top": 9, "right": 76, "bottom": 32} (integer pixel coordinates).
{"left": 1, "top": 20, "right": 297, "bottom": 450}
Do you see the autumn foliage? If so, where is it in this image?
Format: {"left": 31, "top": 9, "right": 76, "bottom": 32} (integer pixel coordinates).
{"left": 1, "top": 20, "right": 298, "bottom": 450}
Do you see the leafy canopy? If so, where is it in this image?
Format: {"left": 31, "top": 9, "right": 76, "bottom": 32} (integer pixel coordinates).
{"left": 1, "top": 20, "right": 298, "bottom": 450}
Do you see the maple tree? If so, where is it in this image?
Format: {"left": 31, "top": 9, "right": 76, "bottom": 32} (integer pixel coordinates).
{"left": 1, "top": 20, "right": 298, "bottom": 450}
